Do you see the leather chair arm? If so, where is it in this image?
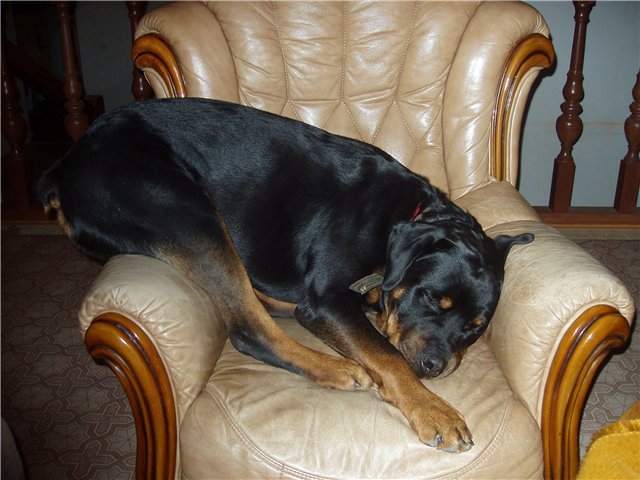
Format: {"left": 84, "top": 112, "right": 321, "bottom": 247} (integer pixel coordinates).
{"left": 458, "top": 182, "right": 635, "bottom": 479}
{"left": 78, "top": 255, "right": 227, "bottom": 480}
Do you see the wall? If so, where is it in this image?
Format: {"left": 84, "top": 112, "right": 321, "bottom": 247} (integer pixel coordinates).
{"left": 74, "top": 1, "right": 137, "bottom": 111}
{"left": 521, "top": 1, "right": 640, "bottom": 207}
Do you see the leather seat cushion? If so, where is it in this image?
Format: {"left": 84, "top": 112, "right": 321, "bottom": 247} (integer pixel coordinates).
{"left": 180, "top": 318, "right": 543, "bottom": 479}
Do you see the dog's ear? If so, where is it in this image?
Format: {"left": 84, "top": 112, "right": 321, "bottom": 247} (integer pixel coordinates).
{"left": 382, "top": 222, "right": 448, "bottom": 292}
{"left": 494, "top": 233, "right": 534, "bottom": 263}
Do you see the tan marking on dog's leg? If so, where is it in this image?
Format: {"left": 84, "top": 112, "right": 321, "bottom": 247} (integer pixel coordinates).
{"left": 162, "top": 237, "right": 372, "bottom": 391}
{"left": 237, "top": 282, "right": 373, "bottom": 390}
{"left": 254, "top": 289, "right": 297, "bottom": 317}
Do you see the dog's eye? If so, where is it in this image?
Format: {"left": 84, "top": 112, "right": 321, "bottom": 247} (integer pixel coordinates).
{"left": 423, "top": 291, "right": 437, "bottom": 308}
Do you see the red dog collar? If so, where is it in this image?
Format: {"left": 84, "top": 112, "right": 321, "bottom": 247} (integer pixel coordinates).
{"left": 409, "top": 202, "right": 422, "bottom": 222}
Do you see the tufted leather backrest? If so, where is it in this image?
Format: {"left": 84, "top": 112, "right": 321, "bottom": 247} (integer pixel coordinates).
{"left": 137, "top": 1, "right": 549, "bottom": 198}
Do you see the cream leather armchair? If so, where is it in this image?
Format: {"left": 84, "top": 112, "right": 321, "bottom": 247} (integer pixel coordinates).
{"left": 79, "top": 2, "right": 635, "bottom": 479}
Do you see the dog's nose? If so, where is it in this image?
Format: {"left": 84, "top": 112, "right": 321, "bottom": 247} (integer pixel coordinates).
{"left": 421, "top": 354, "right": 445, "bottom": 377}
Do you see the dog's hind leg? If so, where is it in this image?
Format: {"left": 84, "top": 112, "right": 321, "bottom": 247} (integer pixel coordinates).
{"left": 112, "top": 213, "right": 370, "bottom": 391}
{"left": 158, "top": 218, "right": 373, "bottom": 391}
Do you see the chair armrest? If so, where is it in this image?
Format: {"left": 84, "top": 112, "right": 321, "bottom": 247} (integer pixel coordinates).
{"left": 78, "top": 255, "right": 227, "bottom": 480}
{"left": 458, "top": 181, "right": 635, "bottom": 479}
{"left": 484, "top": 219, "right": 633, "bottom": 479}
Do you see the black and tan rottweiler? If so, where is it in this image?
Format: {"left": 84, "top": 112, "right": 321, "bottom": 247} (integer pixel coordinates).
{"left": 37, "top": 98, "right": 532, "bottom": 453}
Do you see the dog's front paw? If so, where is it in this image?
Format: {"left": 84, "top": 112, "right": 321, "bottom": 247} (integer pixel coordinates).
{"left": 409, "top": 397, "right": 473, "bottom": 453}
{"left": 310, "top": 355, "right": 374, "bottom": 391}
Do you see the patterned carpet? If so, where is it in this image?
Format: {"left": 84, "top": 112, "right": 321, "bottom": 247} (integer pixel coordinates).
{"left": 1, "top": 228, "right": 638, "bottom": 479}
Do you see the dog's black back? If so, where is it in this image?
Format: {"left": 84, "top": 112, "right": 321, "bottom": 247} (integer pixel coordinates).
{"left": 38, "top": 98, "right": 449, "bottom": 303}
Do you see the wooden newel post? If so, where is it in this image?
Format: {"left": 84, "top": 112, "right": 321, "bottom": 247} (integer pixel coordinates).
{"left": 52, "top": 1, "right": 90, "bottom": 141}
{"left": 126, "top": 1, "right": 152, "bottom": 101}
{"left": 613, "top": 71, "right": 640, "bottom": 213}
{"left": 1, "top": 36, "right": 30, "bottom": 210}
{"left": 549, "top": 1, "right": 595, "bottom": 213}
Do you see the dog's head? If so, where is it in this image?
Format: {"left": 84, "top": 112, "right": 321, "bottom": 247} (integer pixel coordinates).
{"left": 375, "top": 209, "right": 533, "bottom": 379}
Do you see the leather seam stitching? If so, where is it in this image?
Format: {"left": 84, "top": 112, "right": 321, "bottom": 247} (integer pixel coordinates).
{"left": 206, "top": 385, "right": 329, "bottom": 480}
{"left": 325, "top": 2, "right": 366, "bottom": 141}
{"left": 322, "top": 2, "right": 347, "bottom": 131}
{"left": 393, "top": 100, "right": 419, "bottom": 169}
{"left": 271, "top": 2, "right": 302, "bottom": 121}
{"left": 371, "top": 1, "right": 419, "bottom": 146}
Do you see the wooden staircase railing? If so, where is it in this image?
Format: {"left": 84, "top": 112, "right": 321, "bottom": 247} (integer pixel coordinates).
{"left": 1, "top": 34, "right": 31, "bottom": 213}
{"left": 614, "top": 72, "right": 640, "bottom": 214}
{"left": 1, "top": 1, "right": 149, "bottom": 222}
{"left": 535, "top": 1, "right": 639, "bottom": 227}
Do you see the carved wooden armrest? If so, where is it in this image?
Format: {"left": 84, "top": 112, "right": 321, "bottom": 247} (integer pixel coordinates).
{"left": 85, "top": 313, "right": 177, "bottom": 480}
{"left": 542, "top": 305, "right": 631, "bottom": 479}
{"left": 493, "top": 33, "right": 555, "bottom": 183}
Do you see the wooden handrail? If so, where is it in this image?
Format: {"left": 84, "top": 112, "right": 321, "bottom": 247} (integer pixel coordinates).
{"left": 536, "top": 1, "right": 639, "bottom": 227}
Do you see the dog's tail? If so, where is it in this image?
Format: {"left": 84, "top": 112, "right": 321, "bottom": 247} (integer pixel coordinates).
{"left": 35, "top": 163, "right": 72, "bottom": 237}
{"left": 35, "top": 167, "right": 57, "bottom": 211}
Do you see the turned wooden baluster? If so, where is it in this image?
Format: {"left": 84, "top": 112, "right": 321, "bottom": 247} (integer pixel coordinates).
{"left": 614, "top": 72, "right": 640, "bottom": 213}
{"left": 1, "top": 29, "right": 31, "bottom": 210}
{"left": 126, "top": 1, "right": 152, "bottom": 101}
{"left": 52, "top": 1, "right": 90, "bottom": 141}
{"left": 549, "top": 1, "right": 595, "bottom": 213}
